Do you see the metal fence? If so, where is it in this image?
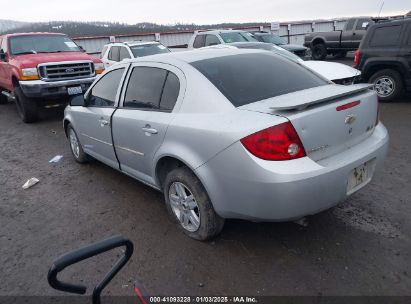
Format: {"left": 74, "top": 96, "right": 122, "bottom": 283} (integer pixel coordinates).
{"left": 72, "top": 19, "right": 348, "bottom": 55}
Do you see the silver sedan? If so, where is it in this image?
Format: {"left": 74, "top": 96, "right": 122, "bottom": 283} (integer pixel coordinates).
{"left": 64, "top": 49, "right": 389, "bottom": 240}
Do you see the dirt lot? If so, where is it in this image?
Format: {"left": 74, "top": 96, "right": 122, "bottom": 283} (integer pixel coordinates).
{"left": 1, "top": 67, "right": 411, "bottom": 299}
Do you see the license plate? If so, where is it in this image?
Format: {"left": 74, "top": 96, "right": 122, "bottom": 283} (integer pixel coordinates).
{"left": 67, "top": 86, "right": 82, "bottom": 95}
{"left": 347, "top": 162, "right": 370, "bottom": 194}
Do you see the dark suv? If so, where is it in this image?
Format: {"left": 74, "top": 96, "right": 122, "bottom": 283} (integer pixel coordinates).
{"left": 354, "top": 18, "right": 411, "bottom": 101}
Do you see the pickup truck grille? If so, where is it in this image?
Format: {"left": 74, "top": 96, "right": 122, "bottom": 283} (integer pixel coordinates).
{"left": 38, "top": 61, "right": 95, "bottom": 81}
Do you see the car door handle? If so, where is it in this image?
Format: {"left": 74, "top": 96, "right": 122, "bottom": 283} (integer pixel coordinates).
{"left": 98, "top": 119, "right": 110, "bottom": 127}
{"left": 142, "top": 125, "right": 158, "bottom": 135}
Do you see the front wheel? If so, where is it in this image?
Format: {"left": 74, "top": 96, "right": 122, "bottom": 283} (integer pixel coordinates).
{"left": 369, "top": 69, "right": 404, "bottom": 102}
{"left": 164, "top": 167, "right": 225, "bottom": 241}
{"left": 67, "top": 124, "right": 88, "bottom": 163}
{"left": 14, "top": 87, "right": 38, "bottom": 123}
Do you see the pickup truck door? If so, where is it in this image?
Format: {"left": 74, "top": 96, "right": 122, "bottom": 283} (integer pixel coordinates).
{"left": 112, "top": 63, "right": 184, "bottom": 187}
{"left": 340, "top": 18, "right": 357, "bottom": 49}
{"left": 350, "top": 18, "right": 373, "bottom": 48}
{"left": 74, "top": 66, "right": 127, "bottom": 169}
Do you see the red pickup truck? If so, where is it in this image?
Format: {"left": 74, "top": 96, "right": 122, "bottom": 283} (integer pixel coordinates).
{"left": 0, "top": 32, "right": 104, "bottom": 122}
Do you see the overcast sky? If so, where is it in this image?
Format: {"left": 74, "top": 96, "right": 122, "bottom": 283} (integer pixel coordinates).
{"left": 1, "top": 0, "right": 409, "bottom": 24}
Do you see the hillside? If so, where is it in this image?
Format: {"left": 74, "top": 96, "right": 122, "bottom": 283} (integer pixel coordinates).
{"left": 0, "top": 20, "right": 268, "bottom": 37}
{"left": 0, "top": 19, "right": 29, "bottom": 33}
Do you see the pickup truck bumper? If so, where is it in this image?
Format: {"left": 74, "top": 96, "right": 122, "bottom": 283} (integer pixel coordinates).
{"left": 19, "top": 76, "right": 97, "bottom": 99}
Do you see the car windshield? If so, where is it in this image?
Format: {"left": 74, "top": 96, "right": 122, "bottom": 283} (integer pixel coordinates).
{"left": 130, "top": 44, "right": 170, "bottom": 57}
{"left": 235, "top": 43, "right": 301, "bottom": 62}
{"left": 191, "top": 53, "right": 327, "bottom": 107}
{"left": 9, "top": 35, "right": 81, "bottom": 55}
{"left": 260, "top": 34, "right": 287, "bottom": 45}
{"left": 220, "top": 32, "right": 258, "bottom": 43}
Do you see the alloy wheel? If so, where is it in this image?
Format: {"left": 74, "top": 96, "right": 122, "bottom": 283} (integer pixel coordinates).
{"left": 69, "top": 129, "right": 80, "bottom": 159}
{"left": 374, "top": 76, "right": 395, "bottom": 98}
{"left": 169, "top": 182, "right": 200, "bottom": 232}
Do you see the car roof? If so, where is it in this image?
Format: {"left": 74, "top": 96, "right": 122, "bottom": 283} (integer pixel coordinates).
{"left": 197, "top": 29, "right": 249, "bottom": 35}
{"left": 104, "top": 41, "right": 160, "bottom": 47}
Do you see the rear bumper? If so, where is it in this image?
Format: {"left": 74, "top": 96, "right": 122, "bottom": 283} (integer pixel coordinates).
{"left": 19, "top": 76, "right": 97, "bottom": 99}
{"left": 196, "top": 124, "right": 389, "bottom": 221}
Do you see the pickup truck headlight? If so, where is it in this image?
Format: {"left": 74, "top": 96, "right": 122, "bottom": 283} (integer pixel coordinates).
{"left": 21, "top": 68, "right": 39, "bottom": 81}
{"left": 94, "top": 63, "right": 105, "bottom": 74}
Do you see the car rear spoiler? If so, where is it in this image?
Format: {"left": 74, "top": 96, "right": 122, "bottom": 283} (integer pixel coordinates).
{"left": 266, "top": 84, "right": 373, "bottom": 111}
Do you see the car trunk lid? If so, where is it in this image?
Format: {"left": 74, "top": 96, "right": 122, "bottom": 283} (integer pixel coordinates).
{"left": 239, "top": 84, "right": 379, "bottom": 161}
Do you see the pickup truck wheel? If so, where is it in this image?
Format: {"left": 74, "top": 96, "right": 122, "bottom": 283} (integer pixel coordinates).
{"left": 14, "top": 87, "right": 38, "bottom": 123}
{"left": 311, "top": 43, "right": 327, "bottom": 60}
{"left": 369, "top": 69, "right": 404, "bottom": 102}
{"left": 67, "top": 125, "right": 88, "bottom": 163}
{"left": 164, "top": 166, "right": 225, "bottom": 241}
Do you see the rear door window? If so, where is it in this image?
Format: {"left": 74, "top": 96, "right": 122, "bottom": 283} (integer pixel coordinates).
{"left": 108, "top": 46, "right": 120, "bottom": 61}
{"left": 345, "top": 19, "right": 356, "bottom": 31}
{"left": 191, "top": 53, "right": 327, "bottom": 107}
{"left": 370, "top": 25, "right": 402, "bottom": 47}
{"left": 160, "top": 72, "right": 180, "bottom": 111}
{"left": 193, "top": 35, "right": 206, "bottom": 48}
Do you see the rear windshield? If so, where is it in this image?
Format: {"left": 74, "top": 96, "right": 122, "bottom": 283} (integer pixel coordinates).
{"left": 191, "top": 53, "right": 327, "bottom": 107}
{"left": 130, "top": 44, "right": 170, "bottom": 57}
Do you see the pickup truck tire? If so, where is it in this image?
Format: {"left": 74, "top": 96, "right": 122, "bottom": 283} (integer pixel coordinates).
{"left": 14, "top": 87, "right": 38, "bottom": 123}
{"left": 312, "top": 43, "right": 327, "bottom": 60}
{"left": 67, "top": 124, "right": 88, "bottom": 163}
{"left": 369, "top": 69, "right": 404, "bottom": 102}
{"left": 164, "top": 166, "right": 225, "bottom": 241}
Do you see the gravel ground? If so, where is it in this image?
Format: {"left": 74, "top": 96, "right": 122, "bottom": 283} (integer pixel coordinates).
{"left": 0, "top": 64, "right": 410, "bottom": 299}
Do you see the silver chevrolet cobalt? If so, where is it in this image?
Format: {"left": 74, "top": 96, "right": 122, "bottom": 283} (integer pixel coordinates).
{"left": 64, "top": 49, "right": 389, "bottom": 240}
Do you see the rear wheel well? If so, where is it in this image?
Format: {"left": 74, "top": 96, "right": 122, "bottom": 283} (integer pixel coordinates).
{"left": 312, "top": 38, "right": 325, "bottom": 46}
{"left": 156, "top": 157, "right": 188, "bottom": 190}
{"left": 364, "top": 64, "right": 404, "bottom": 82}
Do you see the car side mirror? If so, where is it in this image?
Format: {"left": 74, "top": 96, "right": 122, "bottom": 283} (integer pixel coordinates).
{"left": 69, "top": 94, "right": 86, "bottom": 106}
{"left": 0, "top": 50, "right": 7, "bottom": 62}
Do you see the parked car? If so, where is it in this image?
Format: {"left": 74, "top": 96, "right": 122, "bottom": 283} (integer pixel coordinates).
{"left": 354, "top": 18, "right": 411, "bottom": 101}
{"left": 101, "top": 41, "right": 170, "bottom": 68}
{"left": 203, "top": 42, "right": 361, "bottom": 84}
{"left": 0, "top": 32, "right": 104, "bottom": 123}
{"left": 64, "top": 49, "right": 388, "bottom": 240}
{"left": 250, "top": 31, "right": 307, "bottom": 57}
{"left": 304, "top": 17, "right": 374, "bottom": 60}
{"left": 188, "top": 30, "right": 258, "bottom": 49}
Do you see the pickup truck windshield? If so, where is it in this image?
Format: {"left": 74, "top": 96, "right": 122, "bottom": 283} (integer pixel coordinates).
{"left": 130, "top": 44, "right": 170, "bottom": 57}
{"left": 9, "top": 35, "right": 81, "bottom": 55}
{"left": 220, "top": 32, "right": 258, "bottom": 43}
{"left": 259, "top": 34, "right": 287, "bottom": 45}
{"left": 191, "top": 53, "right": 327, "bottom": 107}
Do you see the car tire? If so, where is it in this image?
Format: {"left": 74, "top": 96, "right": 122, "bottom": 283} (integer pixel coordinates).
{"left": 369, "top": 69, "right": 404, "bottom": 102}
{"left": 14, "top": 87, "right": 38, "bottom": 123}
{"left": 311, "top": 43, "right": 327, "bottom": 60}
{"left": 67, "top": 124, "right": 88, "bottom": 163}
{"left": 164, "top": 166, "right": 225, "bottom": 241}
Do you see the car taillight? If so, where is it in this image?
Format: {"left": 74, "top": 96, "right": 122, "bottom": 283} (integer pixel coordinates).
{"left": 353, "top": 50, "right": 360, "bottom": 67}
{"left": 240, "top": 122, "right": 306, "bottom": 161}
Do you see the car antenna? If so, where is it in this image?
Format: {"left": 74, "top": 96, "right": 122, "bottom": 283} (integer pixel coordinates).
{"left": 377, "top": 0, "right": 385, "bottom": 18}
